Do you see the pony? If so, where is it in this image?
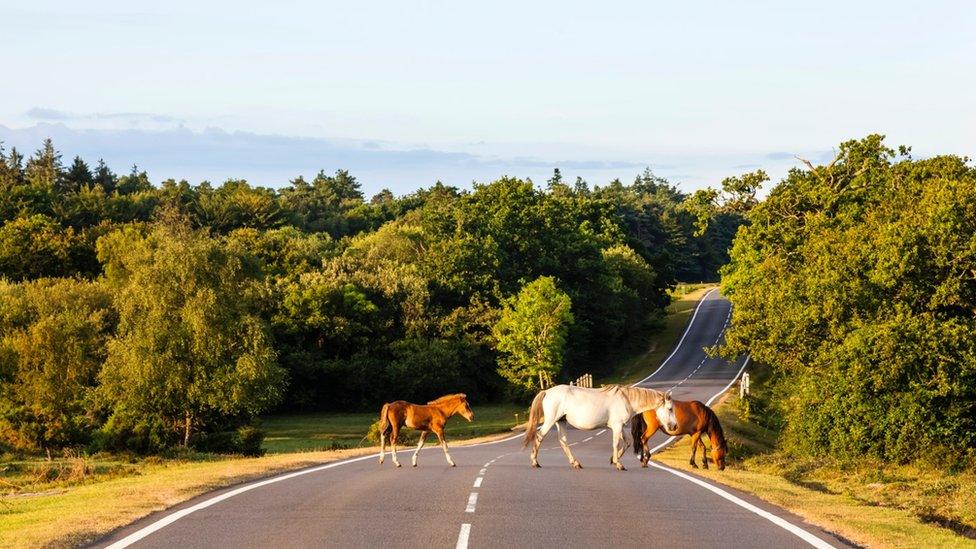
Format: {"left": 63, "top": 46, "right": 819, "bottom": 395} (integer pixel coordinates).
{"left": 377, "top": 393, "right": 474, "bottom": 468}
{"left": 523, "top": 384, "right": 676, "bottom": 471}
{"left": 631, "top": 399, "right": 727, "bottom": 470}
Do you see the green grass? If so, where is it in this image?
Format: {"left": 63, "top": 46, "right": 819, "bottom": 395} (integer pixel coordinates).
{"left": 260, "top": 403, "right": 525, "bottom": 453}
{"left": 604, "top": 284, "right": 717, "bottom": 385}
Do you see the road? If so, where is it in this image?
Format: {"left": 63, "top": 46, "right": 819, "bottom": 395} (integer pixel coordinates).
{"left": 98, "top": 290, "right": 850, "bottom": 549}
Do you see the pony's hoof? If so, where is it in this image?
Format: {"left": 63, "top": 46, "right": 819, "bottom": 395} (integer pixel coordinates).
{"left": 395, "top": 463, "right": 402, "bottom": 468}
{"left": 641, "top": 462, "right": 648, "bottom": 468}
{"left": 450, "top": 463, "right": 456, "bottom": 467}
{"left": 615, "top": 465, "right": 627, "bottom": 471}
{"left": 572, "top": 461, "right": 582, "bottom": 469}
{"left": 690, "top": 463, "right": 698, "bottom": 469}
{"left": 412, "top": 463, "right": 417, "bottom": 468}
{"left": 532, "top": 463, "right": 541, "bottom": 468}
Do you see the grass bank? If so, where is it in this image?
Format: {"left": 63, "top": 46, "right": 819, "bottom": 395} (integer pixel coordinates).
{"left": 653, "top": 366, "right": 976, "bottom": 548}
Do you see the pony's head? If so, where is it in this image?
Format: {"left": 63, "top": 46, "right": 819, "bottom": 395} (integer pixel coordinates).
{"left": 713, "top": 443, "right": 727, "bottom": 471}
{"left": 456, "top": 394, "right": 474, "bottom": 422}
{"left": 662, "top": 391, "right": 678, "bottom": 433}
{"left": 707, "top": 408, "right": 727, "bottom": 470}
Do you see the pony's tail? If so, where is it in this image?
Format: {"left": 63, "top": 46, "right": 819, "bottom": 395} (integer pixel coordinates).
{"left": 378, "top": 403, "right": 391, "bottom": 435}
{"left": 522, "top": 390, "right": 547, "bottom": 448}
{"left": 631, "top": 413, "right": 647, "bottom": 454}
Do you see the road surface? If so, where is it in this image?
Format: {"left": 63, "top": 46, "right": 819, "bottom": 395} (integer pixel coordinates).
{"left": 98, "top": 289, "right": 850, "bottom": 549}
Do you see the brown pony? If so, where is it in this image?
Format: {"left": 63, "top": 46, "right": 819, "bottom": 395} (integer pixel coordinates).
{"left": 377, "top": 394, "right": 474, "bottom": 468}
{"left": 631, "top": 399, "right": 727, "bottom": 470}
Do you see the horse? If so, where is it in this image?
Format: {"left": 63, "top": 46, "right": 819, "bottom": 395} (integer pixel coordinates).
{"left": 377, "top": 393, "right": 474, "bottom": 468}
{"left": 631, "top": 399, "right": 727, "bottom": 470}
{"left": 523, "top": 384, "right": 676, "bottom": 471}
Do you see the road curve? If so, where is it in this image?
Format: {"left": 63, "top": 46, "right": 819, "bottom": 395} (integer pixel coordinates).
{"left": 97, "top": 290, "right": 851, "bottom": 549}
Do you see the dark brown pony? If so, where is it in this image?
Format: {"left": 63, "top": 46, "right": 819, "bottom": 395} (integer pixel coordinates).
{"left": 631, "top": 399, "right": 727, "bottom": 470}
{"left": 378, "top": 393, "right": 474, "bottom": 468}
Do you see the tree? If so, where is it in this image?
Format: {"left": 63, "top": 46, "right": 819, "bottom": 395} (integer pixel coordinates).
{"left": 65, "top": 156, "right": 94, "bottom": 192}
{"left": 0, "top": 215, "right": 79, "bottom": 280}
{"left": 720, "top": 135, "right": 976, "bottom": 465}
{"left": 97, "top": 221, "right": 285, "bottom": 450}
{"left": 0, "top": 278, "right": 115, "bottom": 450}
{"left": 493, "top": 276, "right": 574, "bottom": 390}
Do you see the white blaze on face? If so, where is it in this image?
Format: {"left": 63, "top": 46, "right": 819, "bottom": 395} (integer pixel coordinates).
{"left": 655, "top": 398, "right": 678, "bottom": 434}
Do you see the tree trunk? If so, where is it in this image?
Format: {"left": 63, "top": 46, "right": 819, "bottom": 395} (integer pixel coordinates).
{"left": 183, "top": 411, "right": 192, "bottom": 447}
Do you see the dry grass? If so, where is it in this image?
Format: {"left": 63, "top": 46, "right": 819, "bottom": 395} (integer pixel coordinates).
{"left": 653, "top": 391, "right": 976, "bottom": 548}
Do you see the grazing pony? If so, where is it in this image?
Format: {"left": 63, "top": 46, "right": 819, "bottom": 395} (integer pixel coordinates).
{"left": 631, "top": 399, "right": 727, "bottom": 470}
{"left": 377, "top": 393, "right": 474, "bottom": 468}
{"left": 523, "top": 384, "right": 676, "bottom": 471}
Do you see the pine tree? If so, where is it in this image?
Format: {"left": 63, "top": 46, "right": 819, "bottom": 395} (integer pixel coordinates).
{"left": 65, "top": 156, "right": 94, "bottom": 191}
{"left": 25, "top": 138, "right": 64, "bottom": 191}
{"left": 93, "top": 159, "right": 117, "bottom": 193}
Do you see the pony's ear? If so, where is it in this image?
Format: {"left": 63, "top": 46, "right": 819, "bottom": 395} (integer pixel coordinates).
{"left": 665, "top": 390, "right": 673, "bottom": 400}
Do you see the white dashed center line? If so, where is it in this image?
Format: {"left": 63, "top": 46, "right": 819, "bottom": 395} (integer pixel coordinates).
{"left": 456, "top": 523, "right": 471, "bottom": 549}
{"left": 473, "top": 477, "right": 483, "bottom": 488}
{"left": 465, "top": 492, "right": 478, "bottom": 512}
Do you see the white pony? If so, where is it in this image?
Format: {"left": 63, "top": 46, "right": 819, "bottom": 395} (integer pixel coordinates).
{"left": 523, "top": 384, "right": 676, "bottom": 470}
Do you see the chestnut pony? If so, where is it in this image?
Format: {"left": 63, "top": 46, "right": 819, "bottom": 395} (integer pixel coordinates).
{"left": 378, "top": 393, "right": 474, "bottom": 468}
{"left": 631, "top": 399, "right": 727, "bottom": 470}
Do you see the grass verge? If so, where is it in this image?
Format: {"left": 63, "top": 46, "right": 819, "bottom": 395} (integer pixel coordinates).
{"left": 261, "top": 403, "right": 524, "bottom": 453}
{"left": 653, "top": 370, "right": 976, "bottom": 548}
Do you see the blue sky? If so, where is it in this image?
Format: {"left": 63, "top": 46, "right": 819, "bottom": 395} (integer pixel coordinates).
{"left": 1, "top": 1, "right": 973, "bottom": 196}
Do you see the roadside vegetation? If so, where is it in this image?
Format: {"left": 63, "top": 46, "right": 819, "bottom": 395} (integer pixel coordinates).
{"left": 0, "top": 140, "right": 748, "bottom": 458}
{"left": 655, "top": 364, "right": 976, "bottom": 548}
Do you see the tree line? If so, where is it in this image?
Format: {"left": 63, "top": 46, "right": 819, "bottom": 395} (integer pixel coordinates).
{"left": 0, "top": 139, "right": 746, "bottom": 454}
{"left": 719, "top": 135, "right": 976, "bottom": 467}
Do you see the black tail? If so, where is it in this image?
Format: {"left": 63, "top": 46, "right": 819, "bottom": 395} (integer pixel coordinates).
{"left": 631, "top": 413, "right": 647, "bottom": 454}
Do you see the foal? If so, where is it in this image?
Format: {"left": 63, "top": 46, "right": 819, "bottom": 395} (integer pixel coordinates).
{"left": 377, "top": 393, "right": 474, "bottom": 468}
{"left": 631, "top": 399, "right": 727, "bottom": 470}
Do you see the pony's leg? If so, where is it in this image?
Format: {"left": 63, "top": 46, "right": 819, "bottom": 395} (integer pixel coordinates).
{"left": 640, "top": 430, "right": 652, "bottom": 467}
{"left": 554, "top": 421, "right": 581, "bottom": 469}
{"left": 379, "top": 430, "right": 386, "bottom": 464}
{"left": 530, "top": 417, "right": 558, "bottom": 467}
{"left": 698, "top": 436, "right": 710, "bottom": 470}
{"left": 390, "top": 425, "right": 402, "bottom": 468}
{"left": 412, "top": 431, "right": 427, "bottom": 467}
{"left": 610, "top": 425, "right": 626, "bottom": 471}
{"left": 433, "top": 427, "right": 455, "bottom": 467}
{"left": 689, "top": 431, "right": 702, "bottom": 468}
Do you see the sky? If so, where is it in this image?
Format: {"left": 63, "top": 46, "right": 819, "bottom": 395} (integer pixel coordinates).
{"left": 1, "top": 1, "right": 974, "bottom": 197}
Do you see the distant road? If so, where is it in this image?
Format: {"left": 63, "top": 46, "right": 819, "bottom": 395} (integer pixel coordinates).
{"left": 98, "top": 290, "right": 849, "bottom": 549}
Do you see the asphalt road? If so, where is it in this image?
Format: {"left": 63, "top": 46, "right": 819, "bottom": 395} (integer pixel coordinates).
{"left": 98, "top": 289, "right": 851, "bottom": 549}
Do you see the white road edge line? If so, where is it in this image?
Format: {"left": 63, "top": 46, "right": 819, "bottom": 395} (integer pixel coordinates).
{"left": 643, "top": 356, "right": 834, "bottom": 548}
{"left": 105, "top": 433, "right": 520, "bottom": 548}
{"left": 465, "top": 492, "right": 478, "bottom": 512}
{"left": 648, "top": 462, "right": 833, "bottom": 549}
{"left": 456, "top": 523, "right": 471, "bottom": 549}
{"left": 635, "top": 287, "right": 718, "bottom": 385}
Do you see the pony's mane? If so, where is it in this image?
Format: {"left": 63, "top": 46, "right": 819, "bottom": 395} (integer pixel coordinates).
{"left": 705, "top": 406, "right": 727, "bottom": 450}
{"left": 605, "top": 385, "right": 666, "bottom": 412}
{"left": 427, "top": 393, "right": 466, "bottom": 406}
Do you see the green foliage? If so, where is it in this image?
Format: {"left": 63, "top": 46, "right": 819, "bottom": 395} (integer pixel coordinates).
{"left": 0, "top": 278, "right": 115, "bottom": 450}
{"left": 96, "top": 221, "right": 285, "bottom": 451}
{"left": 721, "top": 135, "right": 976, "bottom": 465}
{"left": 493, "top": 276, "right": 574, "bottom": 390}
{"left": 0, "top": 137, "right": 741, "bottom": 453}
